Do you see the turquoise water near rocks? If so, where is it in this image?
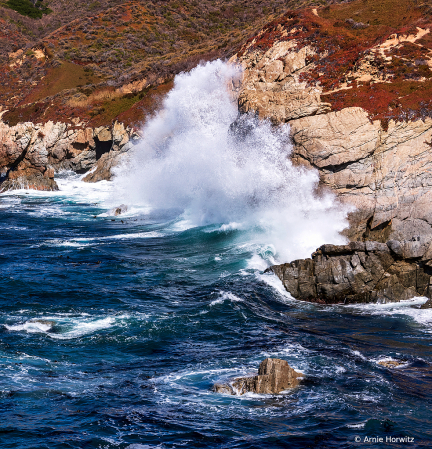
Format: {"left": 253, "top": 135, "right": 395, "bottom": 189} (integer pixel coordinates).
{"left": 1, "top": 174, "right": 432, "bottom": 448}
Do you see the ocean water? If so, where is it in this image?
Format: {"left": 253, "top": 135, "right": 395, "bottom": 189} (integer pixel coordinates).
{"left": 1, "top": 176, "right": 432, "bottom": 449}
{"left": 1, "top": 61, "right": 432, "bottom": 448}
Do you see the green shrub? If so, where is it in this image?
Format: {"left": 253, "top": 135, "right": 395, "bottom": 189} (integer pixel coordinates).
{"left": 6, "top": 0, "right": 51, "bottom": 19}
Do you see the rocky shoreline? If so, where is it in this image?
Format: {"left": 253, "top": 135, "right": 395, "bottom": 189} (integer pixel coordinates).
{"left": 267, "top": 240, "right": 432, "bottom": 304}
{"left": 0, "top": 120, "right": 139, "bottom": 192}
{"left": 3, "top": 1, "right": 432, "bottom": 306}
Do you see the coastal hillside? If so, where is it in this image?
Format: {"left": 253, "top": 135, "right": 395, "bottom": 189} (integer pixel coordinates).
{"left": 0, "top": 0, "right": 325, "bottom": 129}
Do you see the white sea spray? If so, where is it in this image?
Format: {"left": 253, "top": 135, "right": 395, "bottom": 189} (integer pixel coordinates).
{"left": 113, "top": 60, "right": 349, "bottom": 261}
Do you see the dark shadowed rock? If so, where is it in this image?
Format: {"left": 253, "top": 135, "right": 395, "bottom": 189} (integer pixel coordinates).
{"left": 421, "top": 299, "right": 432, "bottom": 309}
{"left": 266, "top": 241, "right": 432, "bottom": 304}
{"left": 212, "top": 358, "right": 302, "bottom": 395}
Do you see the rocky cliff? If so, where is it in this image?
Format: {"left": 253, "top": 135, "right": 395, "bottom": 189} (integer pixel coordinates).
{"left": 228, "top": 0, "right": 432, "bottom": 302}
{"left": 0, "top": 120, "right": 138, "bottom": 191}
{"left": 231, "top": 0, "right": 432, "bottom": 244}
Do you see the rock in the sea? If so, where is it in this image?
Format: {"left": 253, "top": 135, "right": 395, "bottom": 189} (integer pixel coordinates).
{"left": 378, "top": 360, "right": 405, "bottom": 368}
{"left": 213, "top": 358, "right": 302, "bottom": 395}
{"left": 266, "top": 241, "right": 432, "bottom": 304}
{"left": 108, "top": 204, "right": 128, "bottom": 216}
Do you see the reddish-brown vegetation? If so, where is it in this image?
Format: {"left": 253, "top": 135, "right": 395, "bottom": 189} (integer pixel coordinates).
{"left": 239, "top": 0, "right": 432, "bottom": 123}
{"left": 1, "top": 0, "right": 330, "bottom": 127}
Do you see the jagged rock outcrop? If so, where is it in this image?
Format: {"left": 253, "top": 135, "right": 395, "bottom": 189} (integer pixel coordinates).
{"left": 0, "top": 120, "right": 139, "bottom": 191}
{"left": 83, "top": 123, "right": 140, "bottom": 183}
{"left": 234, "top": 41, "right": 331, "bottom": 124}
{"left": 267, "top": 240, "right": 432, "bottom": 304}
{"left": 230, "top": 5, "right": 432, "bottom": 243}
{"left": 213, "top": 358, "right": 302, "bottom": 395}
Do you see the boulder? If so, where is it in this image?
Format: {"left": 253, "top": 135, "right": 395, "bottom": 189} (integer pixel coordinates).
{"left": 266, "top": 241, "right": 432, "bottom": 304}
{"left": 212, "top": 358, "right": 302, "bottom": 395}
{"left": 108, "top": 204, "right": 128, "bottom": 216}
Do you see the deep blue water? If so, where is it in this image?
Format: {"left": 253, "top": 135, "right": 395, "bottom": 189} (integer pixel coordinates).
{"left": 1, "top": 175, "right": 432, "bottom": 449}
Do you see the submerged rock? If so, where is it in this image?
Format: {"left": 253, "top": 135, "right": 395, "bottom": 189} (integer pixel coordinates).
{"left": 29, "top": 319, "right": 55, "bottom": 327}
{"left": 213, "top": 358, "right": 302, "bottom": 395}
{"left": 266, "top": 241, "right": 432, "bottom": 304}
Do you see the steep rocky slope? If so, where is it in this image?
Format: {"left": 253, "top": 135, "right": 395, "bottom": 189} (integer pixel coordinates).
{"left": 228, "top": 0, "right": 432, "bottom": 303}
{"left": 0, "top": 0, "right": 318, "bottom": 128}
{"left": 231, "top": 0, "right": 432, "bottom": 244}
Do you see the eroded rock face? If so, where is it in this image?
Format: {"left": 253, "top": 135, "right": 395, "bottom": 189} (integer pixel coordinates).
{"left": 0, "top": 120, "right": 139, "bottom": 191}
{"left": 289, "top": 110, "right": 432, "bottom": 240}
{"left": 267, "top": 241, "right": 432, "bottom": 304}
{"left": 213, "top": 358, "right": 302, "bottom": 395}
{"left": 233, "top": 42, "right": 331, "bottom": 124}
{"left": 230, "top": 23, "right": 432, "bottom": 242}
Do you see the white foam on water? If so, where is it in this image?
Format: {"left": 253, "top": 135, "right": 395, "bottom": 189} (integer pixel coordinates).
{"left": 256, "top": 270, "right": 297, "bottom": 304}
{"left": 350, "top": 350, "right": 368, "bottom": 361}
{"left": 344, "top": 297, "right": 432, "bottom": 332}
{"left": 43, "top": 238, "right": 93, "bottom": 248}
{"left": 44, "top": 231, "right": 165, "bottom": 247}
{"left": 210, "top": 291, "right": 244, "bottom": 306}
{"left": 5, "top": 319, "right": 54, "bottom": 334}
{"left": 205, "top": 222, "right": 247, "bottom": 233}
{"left": 347, "top": 422, "right": 367, "bottom": 429}
{"left": 112, "top": 60, "right": 349, "bottom": 262}
{"left": 2, "top": 172, "right": 112, "bottom": 205}
{"left": 52, "top": 317, "right": 116, "bottom": 339}
{"left": 4, "top": 314, "right": 132, "bottom": 340}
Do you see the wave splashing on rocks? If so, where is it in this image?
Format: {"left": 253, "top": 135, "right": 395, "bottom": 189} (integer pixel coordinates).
{"left": 114, "top": 60, "right": 349, "bottom": 261}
